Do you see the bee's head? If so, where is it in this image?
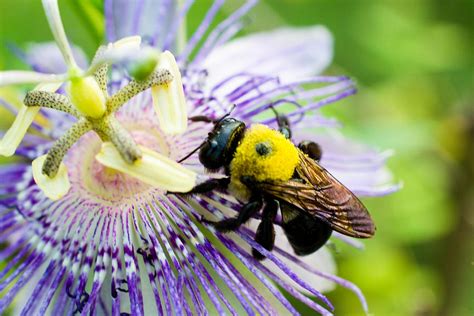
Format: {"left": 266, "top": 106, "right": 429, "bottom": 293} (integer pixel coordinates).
{"left": 199, "top": 118, "right": 246, "bottom": 170}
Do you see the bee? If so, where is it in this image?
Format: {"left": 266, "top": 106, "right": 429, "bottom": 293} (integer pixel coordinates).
{"left": 180, "top": 109, "right": 375, "bottom": 260}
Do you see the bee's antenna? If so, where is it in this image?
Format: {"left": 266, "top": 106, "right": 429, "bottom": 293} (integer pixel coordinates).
{"left": 177, "top": 141, "right": 206, "bottom": 163}
{"left": 215, "top": 104, "right": 237, "bottom": 124}
{"left": 179, "top": 105, "right": 237, "bottom": 164}
{"left": 269, "top": 104, "right": 279, "bottom": 117}
{"left": 188, "top": 104, "right": 237, "bottom": 124}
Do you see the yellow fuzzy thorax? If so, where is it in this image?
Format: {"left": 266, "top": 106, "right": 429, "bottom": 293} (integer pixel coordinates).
{"left": 229, "top": 124, "right": 299, "bottom": 201}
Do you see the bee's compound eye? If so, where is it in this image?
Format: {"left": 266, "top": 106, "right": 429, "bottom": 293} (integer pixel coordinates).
{"left": 199, "top": 139, "right": 225, "bottom": 170}
{"left": 255, "top": 142, "right": 272, "bottom": 156}
{"left": 210, "top": 140, "right": 218, "bottom": 149}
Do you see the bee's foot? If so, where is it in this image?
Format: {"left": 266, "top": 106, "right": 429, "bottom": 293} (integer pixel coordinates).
{"left": 202, "top": 217, "right": 240, "bottom": 233}
{"left": 251, "top": 248, "right": 266, "bottom": 261}
{"left": 200, "top": 217, "right": 215, "bottom": 225}
{"left": 165, "top": 190, "right": 187, "bottom": 196}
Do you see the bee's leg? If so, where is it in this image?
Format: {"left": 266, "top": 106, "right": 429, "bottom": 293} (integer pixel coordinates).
{"left": 203, "top": 196, "right": 263, "bottom": 232}
{"left": 270, "top": 106, "right": 291, "bottom": 139}
{"left": 183, "top": 177, "right": 230, "bottom": 194}
{"left": 298, "top": 141, "right": 322, "bottom": 162}
{"left": 252, "top": 199, "right": 278, "bottom": 260}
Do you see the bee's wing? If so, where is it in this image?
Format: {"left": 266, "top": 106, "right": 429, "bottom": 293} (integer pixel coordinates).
{"left": 258, "top": 151, "right": 375, "bottom": 238}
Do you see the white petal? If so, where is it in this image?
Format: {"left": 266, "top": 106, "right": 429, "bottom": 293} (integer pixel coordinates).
{"left": 42, "top": 0, "right": 77, "bottom": 69}
{"left": 151, "top": 51, "right": 188, "bottom": 135}
{"left": 204, "top": 25, "right": 333, "bottom": 91}
{"left": 0, "top": 71, "right": 66, "bottom": 87}
{"left": 95, "top": 142, "right": 196, "bottom": 192}
{"left": 32, "top": 155, "right": 71, "bottom": 201}
{"left": 86, "top": 36, "right": 142, "bottom": 75}
{"left": 0, "top": 82, "right": 62, "bottom": 156}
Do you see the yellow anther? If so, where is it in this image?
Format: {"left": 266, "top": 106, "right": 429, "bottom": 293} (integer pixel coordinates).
{"left": 151, "top": 51, "right": 188, "bottom": 135}
{"left": 32, "top": 154, "right": 71, "bottom": 200}
{"left": 96, "top": 142, "right": 197, "bottom": 192}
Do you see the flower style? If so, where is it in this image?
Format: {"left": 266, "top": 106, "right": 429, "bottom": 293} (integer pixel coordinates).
{"left": 0, "top": 0, "right": 399, "bottom": 315}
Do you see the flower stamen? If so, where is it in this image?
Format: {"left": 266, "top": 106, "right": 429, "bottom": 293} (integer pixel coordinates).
{"left": 24, "top": 90, "right": 81, "bottom": 118}
{"left": 96, "top": 116, "right": 143, "bottom": 164}
{"left": 32, "top": 154, "right": 71, "bottom": 200}
{"left": 106, "top": 68, "right": 173, "bottom": 114}
{"left": 96, "top": 143, "right": 196, "bottom": 192}
{"left": 42, "top": 118, "right": 92, "bottom": 177}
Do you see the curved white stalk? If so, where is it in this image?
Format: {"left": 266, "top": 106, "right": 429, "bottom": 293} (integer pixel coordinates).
{"left": 42, "top": 0, "right": 78, "bottom": 69}
{"left": 0, "top": 71, "right": 66, "bottom": 87}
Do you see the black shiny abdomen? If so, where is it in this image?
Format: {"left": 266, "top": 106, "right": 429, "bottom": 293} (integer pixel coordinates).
{"left": 281, "top": 206, "right": 332, "bottom": 256}
{"left": 199, "top": 118, "right": 246, "bottom": 170}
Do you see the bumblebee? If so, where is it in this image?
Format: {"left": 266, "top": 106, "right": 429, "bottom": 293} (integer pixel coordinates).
{"left": 182, "top": 110, "right": 375, "bottom": 260}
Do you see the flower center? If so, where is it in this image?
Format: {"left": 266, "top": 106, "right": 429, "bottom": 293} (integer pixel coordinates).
{"left": 67, "top": 115, "right": 171, "bottom": 204}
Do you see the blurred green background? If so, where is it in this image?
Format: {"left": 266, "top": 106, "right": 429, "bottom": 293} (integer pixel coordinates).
{"left": 0, "top": 0, "right": 472, "bottom": 315}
